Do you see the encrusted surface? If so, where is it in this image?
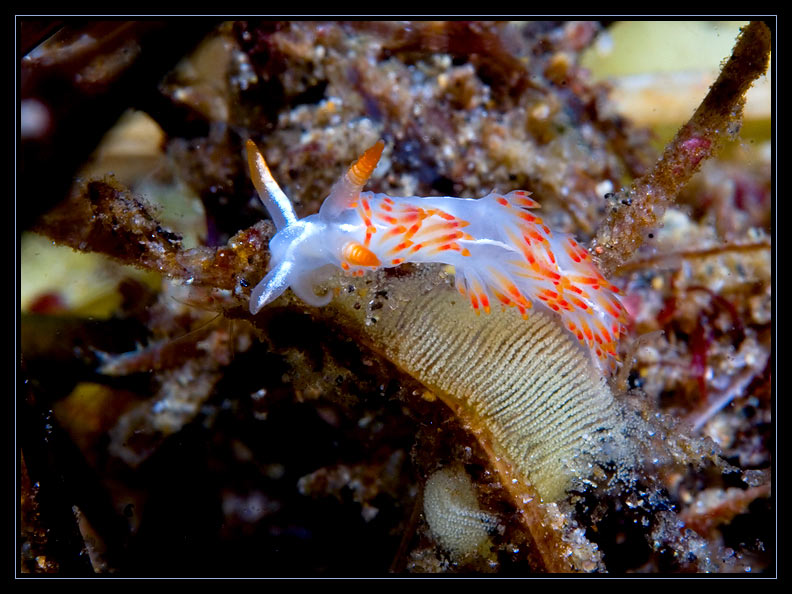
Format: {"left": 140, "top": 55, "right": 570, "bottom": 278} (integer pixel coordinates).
{"left": 20, "top": 21, "right": 772, "bottom": 575}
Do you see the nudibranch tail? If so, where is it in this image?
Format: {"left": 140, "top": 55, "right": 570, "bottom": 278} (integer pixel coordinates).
{"left": 246, "top": 139, "right": 297, "bottom": 231}
{"left": 439, "top": 190, "right": 628, "bottom": 372}
{"left": 322, "top": 140, "right": 385, "bottom": 218}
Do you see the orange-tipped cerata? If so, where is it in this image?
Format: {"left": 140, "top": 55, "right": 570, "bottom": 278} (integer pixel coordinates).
{"left": 342, "top": 240, "right": 381, "bottom": 268}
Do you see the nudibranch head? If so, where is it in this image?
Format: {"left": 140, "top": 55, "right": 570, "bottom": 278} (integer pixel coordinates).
{"left": 245, "top": 139, "right": 627, "bottom": 372}
{"left": 246, "top": 139, "right": 386, "bottom": 313}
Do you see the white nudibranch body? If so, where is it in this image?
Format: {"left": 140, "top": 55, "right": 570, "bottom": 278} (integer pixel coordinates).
{"left": 246, "top": 139, "right": 627, "bottom": 371}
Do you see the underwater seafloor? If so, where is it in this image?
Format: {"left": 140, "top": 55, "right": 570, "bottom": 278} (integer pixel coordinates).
{"left": 19, "top": 20, "right": 773, "bottom": 575}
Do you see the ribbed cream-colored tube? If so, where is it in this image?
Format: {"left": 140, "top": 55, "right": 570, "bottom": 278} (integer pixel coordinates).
{"left": 325, "top": 269, "right": 622, "bottom": 503}
{"left": 423, "top": 466, "right": 497, "bottom": 559}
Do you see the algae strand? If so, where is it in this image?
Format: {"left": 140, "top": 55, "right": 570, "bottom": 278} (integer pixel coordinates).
{"left": 593, "top": 21, "right": 771, "bottom": 276}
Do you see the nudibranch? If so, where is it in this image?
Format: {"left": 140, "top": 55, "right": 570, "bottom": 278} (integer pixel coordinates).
{"left": 246, "top": 139, "right": 632, "bottom": 510}
{"left": 246, "top": 139, "right": 627, "bottom": 372}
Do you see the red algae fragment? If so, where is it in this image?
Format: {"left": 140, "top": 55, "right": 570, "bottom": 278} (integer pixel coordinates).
{"left": 33, "top": 178, "right": 273, "bottom": 299}
{"left": 593, "top": 21, "right": 771, "bottom": 276}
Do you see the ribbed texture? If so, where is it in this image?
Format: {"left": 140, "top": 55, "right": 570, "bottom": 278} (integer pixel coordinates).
{"left": 347, "top": 140, "right": 384, "bottom": 186}
{"left": 338, "top": 278, "right": 619, "bottom": 502}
